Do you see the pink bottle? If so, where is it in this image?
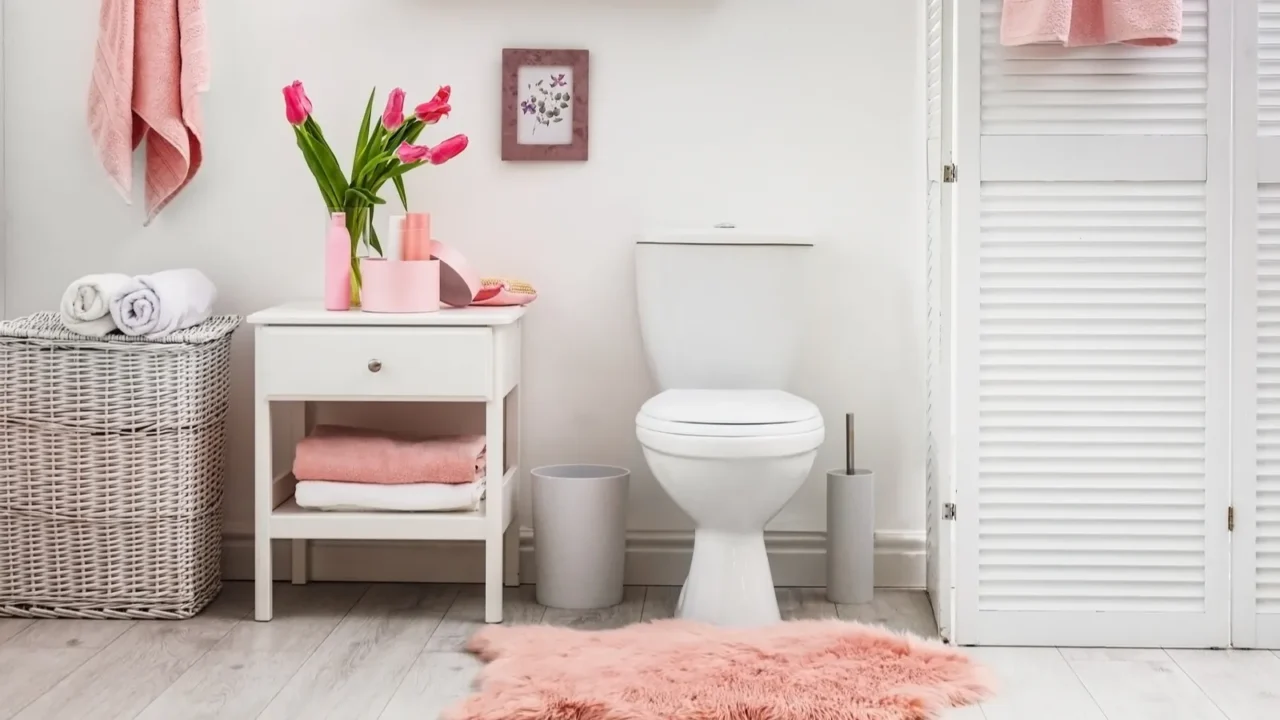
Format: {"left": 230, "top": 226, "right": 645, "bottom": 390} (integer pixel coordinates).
{"left": 325, "top": 212, "right": 352, "bottom": 310}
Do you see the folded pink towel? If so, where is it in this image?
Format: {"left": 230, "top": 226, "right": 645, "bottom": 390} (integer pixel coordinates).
{"left": 292, "top": 426, "right": 487, "bottom": 485}
{"left": 88, "top": 0, "right": 209, "bottom": 224}
{"left": 1001, "top": 0, "right": 1182, "bottom": 47}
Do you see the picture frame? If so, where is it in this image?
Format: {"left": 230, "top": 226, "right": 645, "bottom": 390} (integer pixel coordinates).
{"left": 502, "top": 48, "right": 589, "bottom": 162}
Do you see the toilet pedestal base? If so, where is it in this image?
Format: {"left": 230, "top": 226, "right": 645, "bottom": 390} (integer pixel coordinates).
{"left": 676, "top": 529, "right": 781, "bottom": 627}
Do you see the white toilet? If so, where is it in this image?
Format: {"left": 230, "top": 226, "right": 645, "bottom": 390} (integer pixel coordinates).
{"left": 634, "top": 228, "right": 824, "bottom": 627}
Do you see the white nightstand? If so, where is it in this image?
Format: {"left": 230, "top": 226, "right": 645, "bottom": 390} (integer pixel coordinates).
{"left": 247, "top": 301, "right": 526, "bottom": 623}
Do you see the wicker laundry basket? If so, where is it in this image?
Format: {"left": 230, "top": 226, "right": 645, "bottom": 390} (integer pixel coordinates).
{"left": 0, "top": 312, "right": 241, "bottom": 619}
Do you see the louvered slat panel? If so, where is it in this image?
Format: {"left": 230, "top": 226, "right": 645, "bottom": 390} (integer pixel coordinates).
{"left": 928, "top": 0, "right": 943, "bottom": 140}
{"left": 977, "top": 182, "right": 1209, "bottom": 615}
{"left": 1257, "top": 184, "right": 1280, "bottom": 614}
{"left": 979, "top": 0, "right": 1209, "bottom": 135}
{"left": 1261, "top": 2, "right": 1280, "bottom": 135}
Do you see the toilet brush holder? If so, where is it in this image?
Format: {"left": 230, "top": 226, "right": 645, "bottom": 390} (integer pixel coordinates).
{"left": 827, "top": 413, "right": 874, "bottom": 604}
{"left": 826, "top": 469, "right": 876, "bottom": 604}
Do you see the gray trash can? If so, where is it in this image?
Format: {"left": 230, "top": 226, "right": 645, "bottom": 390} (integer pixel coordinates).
{"left": 532, "top": 464, "right": 629, "bottom": 609}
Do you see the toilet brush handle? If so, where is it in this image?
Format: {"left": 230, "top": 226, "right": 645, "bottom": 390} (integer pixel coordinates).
{"left": 845, "top": 413, "right": 855, "bottom": 475}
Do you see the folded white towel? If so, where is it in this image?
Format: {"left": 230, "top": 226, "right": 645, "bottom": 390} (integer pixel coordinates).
{"left": 59, "top": 273, "right": 133, "bottom": 336}
{"left": 109, "top": 268, "right": 217, "bottom": 339}
{"left": 294, "top": 480, "right": 486, "bottom": 512}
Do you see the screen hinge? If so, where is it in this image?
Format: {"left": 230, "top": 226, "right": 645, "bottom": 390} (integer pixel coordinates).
{"left": 943, "top": 503, "right": 957, "bottom": 521}
{"left": 942, "top": 164, "right": 958, "bottom": 183}
{"left": 1228, "top": 506, "right": 1235, "bottom": 532}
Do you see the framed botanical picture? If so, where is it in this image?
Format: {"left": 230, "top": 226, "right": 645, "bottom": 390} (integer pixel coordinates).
{"left": 502, "top": 48, "right": 589, "bottom": 161}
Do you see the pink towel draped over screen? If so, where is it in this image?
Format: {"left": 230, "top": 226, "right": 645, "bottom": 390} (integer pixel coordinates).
{"left": 292, "top": 426, "right": 488, "bottom": 486}
{"left": 1001, "top": 0, "right": 1182, "bottom": 47}
{"left": 88, "top": 0, "right": 209, "bottom": 224}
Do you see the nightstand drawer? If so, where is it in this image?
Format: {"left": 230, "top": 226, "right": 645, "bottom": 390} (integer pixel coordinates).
{"left": 257, "top": 326, "right": 493, "bottom": 399}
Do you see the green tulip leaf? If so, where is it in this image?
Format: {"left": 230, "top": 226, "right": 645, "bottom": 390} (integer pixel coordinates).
{"left": 393, "top": 176, "right": 409, "bottom": 211}
{"left": 359, "top": 150, "right": 396, "bottom": 180}
{"left": 346, "top": 187, "right": 385, "bottom": 206}
{"left": 353, "top": 87, "right": 376, "bottom": 176}
{"left": 295, "top": 127, "right": 340, "bottom": 209}
{"left": 302, "top": 124, "right": 350, "bottom": 201}
{"left": 384, "top": 160, "right": 426, "bottom": 182}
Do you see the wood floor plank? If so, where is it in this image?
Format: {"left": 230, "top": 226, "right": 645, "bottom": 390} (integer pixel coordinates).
{"left": 12, "top": 584, "right": 252, "bottom": 720}
{"left": 379, "top": 651, "right": 481, "bottom": 720}
{"left": 835, "top": 590, "right": 939, "bottom": 637}
{"left": 967, "top": 647, "right": 1105, "bottom": 720}
{"left": 0, "top": 619, "right": 33, "bottom": 647}
{"left": 1062, "top": 648, "right": 1228, "bottom": 720}
{"left": 541, "top": 586, "right": 646, "bottom": 630}
{"left": 1166, "top": 649, "right": 1280, "bottom": 720}
{"left": 0, "top": 618, "right": 136, "bottom": 720}
{"left": 425, "top": 585, "right": 545, "bottom": 653}
{"left": 257, "top": 583, "right": 458, "bottom": 720}
{"left": 776, "top": 587, "right": 839, "bottom": 620}
{"left": 133, "top": 583, "right": 369, "bottom": 720}
{"left": 641, "top": 586, "right": 680, "bottom": 621}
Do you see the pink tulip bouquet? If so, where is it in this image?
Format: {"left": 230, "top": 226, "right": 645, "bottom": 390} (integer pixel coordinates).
{"left": 283, "top": 81, "right": 468, "bottom": 303}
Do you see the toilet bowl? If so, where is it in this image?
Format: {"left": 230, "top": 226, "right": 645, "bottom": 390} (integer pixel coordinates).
{"left": 636, "top": 389, "right": 824, "bottom": 626}
{"left": 633, "top": 227, "right": 819, "bottom": 626}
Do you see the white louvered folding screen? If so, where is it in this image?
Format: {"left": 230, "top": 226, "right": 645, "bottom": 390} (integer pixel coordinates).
{"left": 924, "top": 0, "right": 954, "bottom": 642}
{"left": 1232, "top": 0, "right": 1280, "bottom": 650}
{"left": 952, "top": 0, "right": 1231, "bottom": 647}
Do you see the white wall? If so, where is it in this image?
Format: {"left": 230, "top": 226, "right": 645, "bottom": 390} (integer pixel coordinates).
{"left": 3, "top": 0, "right": 925, "bottom": 575}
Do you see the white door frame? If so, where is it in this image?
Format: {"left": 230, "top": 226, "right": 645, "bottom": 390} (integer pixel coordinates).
{"left": 1, "top": 0, "right": 7, "bottom": 319}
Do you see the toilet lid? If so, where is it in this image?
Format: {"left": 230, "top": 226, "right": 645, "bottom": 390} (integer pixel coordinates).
{"left": 636, "top": 390, "right": 823, "bottom": 437}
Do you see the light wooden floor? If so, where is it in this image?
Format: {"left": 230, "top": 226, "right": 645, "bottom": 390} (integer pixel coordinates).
{"left": 0, "top": 583, "right": 1276, "bottom": 719}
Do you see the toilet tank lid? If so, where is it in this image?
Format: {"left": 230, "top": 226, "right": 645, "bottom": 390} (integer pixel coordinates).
{"left": 639, "top": 390, "right": 820, "bottom": 425}
{"left": 637, "top": 229, "right": 814, "bottom": 246}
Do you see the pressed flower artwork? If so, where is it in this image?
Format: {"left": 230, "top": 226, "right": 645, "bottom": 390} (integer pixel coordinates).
{"left": 502, "top": 49, "right": 589, "bottom": 161}
{"left": 516, "top": 66, "right": 574, "bottom": 145}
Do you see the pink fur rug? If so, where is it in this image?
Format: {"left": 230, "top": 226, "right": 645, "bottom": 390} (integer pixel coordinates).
{"left": 446, "top": 619, "right": 994, "bottom": 720}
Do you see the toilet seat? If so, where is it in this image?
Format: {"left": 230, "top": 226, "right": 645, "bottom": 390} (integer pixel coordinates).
{"left": 636, "top": 389, "right": 822, "bottom": 437}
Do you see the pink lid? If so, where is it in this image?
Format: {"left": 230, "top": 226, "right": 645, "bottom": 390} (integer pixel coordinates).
{"left": 429, "top": 239, "right": 483, "bottom": 307}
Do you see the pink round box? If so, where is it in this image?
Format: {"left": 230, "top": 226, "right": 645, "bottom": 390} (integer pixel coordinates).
{"left": 359, "top": 258, "right": 440, "bottom": 313}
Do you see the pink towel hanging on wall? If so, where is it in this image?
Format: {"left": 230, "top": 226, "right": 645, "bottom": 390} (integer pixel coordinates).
{"left": 1001, "top": 0, "right": 1182, "bottom": 47}
{"left": 88, "top": 0, "right": 210, "bottom": 225}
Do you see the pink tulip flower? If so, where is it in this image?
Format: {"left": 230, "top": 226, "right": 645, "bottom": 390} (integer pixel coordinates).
{"left": 396, "top": 142, "right": 430, "bottom": 164}
{"left": 282, "top": 81, "right": 312, "bottom": 125}
{"left": 415, "top": 100, "right": 451, "bottom": 125}
{"left": 429, "top": 134, "right": 469, "bottom": 165}
{"left": 382, "top": 88, "right": 406, "bottom": 131}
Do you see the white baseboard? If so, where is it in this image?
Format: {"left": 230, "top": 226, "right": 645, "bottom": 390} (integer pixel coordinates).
{"left": 222, "top": 529, "right": 925, "bottom": 588}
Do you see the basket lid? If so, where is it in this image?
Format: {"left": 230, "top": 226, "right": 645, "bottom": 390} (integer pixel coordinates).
{"left": 0, "top": 312, "right": 242, "bottom": 344}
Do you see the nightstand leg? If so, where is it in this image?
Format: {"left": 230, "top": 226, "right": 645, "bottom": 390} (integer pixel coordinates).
{"left": 486, "top": 538, "right": 504, "bottom": 623}
{"left": 254, "top": 393, "right": 273, "bottom": 621}
{"left": 485, "top": 395, "right": 505, "bottom": 623}
{"left": 291, "top": 539, "right": 308, "bottom": 585}
{"left": 504, "top": 523, "right": 520, "bottom": 587}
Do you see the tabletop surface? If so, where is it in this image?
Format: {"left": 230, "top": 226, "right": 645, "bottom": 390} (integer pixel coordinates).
{"left": 248, "top": 301, "right": 526, "bottom": 327}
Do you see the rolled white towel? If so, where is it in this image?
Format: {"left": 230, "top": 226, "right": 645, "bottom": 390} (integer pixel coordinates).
{"left": 59, "top": 273, "right": 134, "bottom": 337}
{"left": 109, "top": 268, "right": 218, "bottom": 339}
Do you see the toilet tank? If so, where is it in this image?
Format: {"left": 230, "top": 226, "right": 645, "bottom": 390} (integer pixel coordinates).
{"left": 635, "top": 229, "right": 814, "bottom": 389}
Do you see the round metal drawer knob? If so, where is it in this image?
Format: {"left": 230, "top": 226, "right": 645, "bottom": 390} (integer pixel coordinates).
{"left": 368, "top": 359, "right": 382, "bottom": 373}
